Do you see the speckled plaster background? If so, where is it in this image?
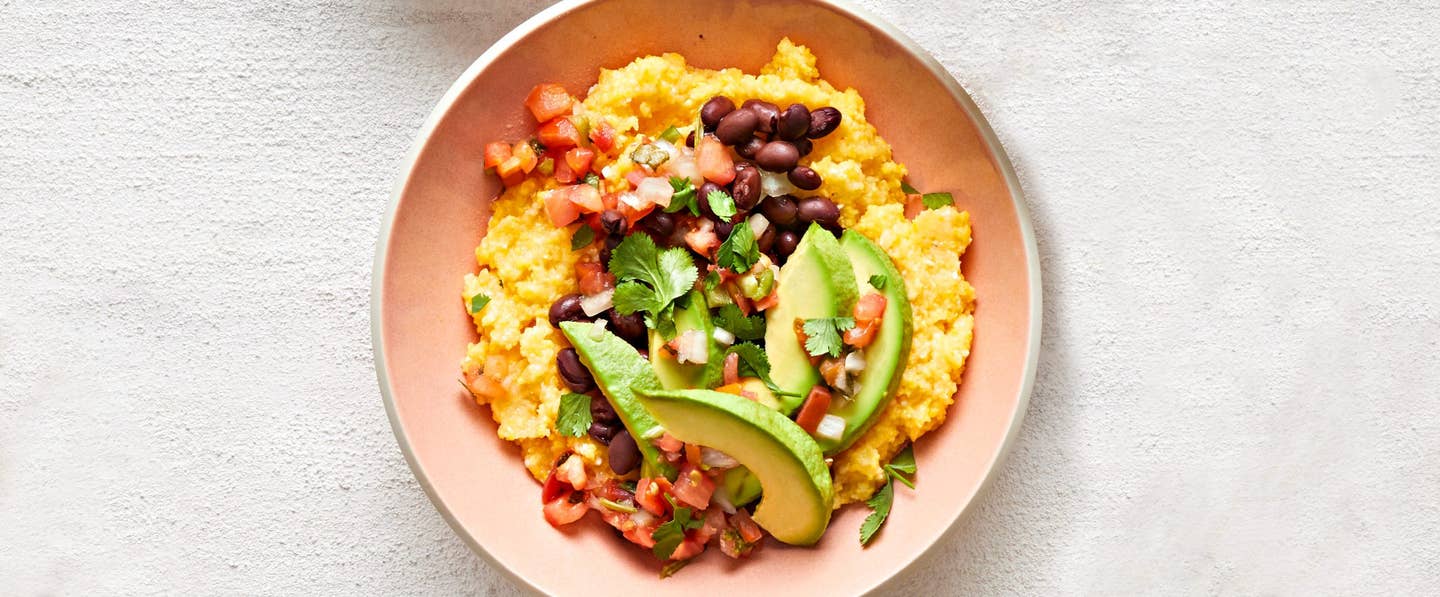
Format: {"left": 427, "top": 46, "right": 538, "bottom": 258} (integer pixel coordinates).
{"left": 2, "top": 0, "right": 1438, "bottom": 594}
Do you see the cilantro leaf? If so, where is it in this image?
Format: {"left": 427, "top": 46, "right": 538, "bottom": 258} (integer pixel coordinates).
{"left": 715, "top": 219, "right": 759, "bottom": 273}
{"left": 725, "top": 343, "right": 771, "bottom": 381}
{"left": 921, "top": 192, "right": 954, "bottom": 209}
{"left": 859, "top": 478, "right": 893, "bottom": 546}
{"left": 556, "top": 392, "right": 593, "bottom": 438}
{"left": 571, "top": 225, "right": 595, "bottom": 250}
{"left": 665, "top": 177, "right": 699, "bottom": 215}
{"left": 868, "top": 274, "right": 888, "bottom": 290}
{"left": 651, "top": 505, "right": 703, "bottom": 559}
{"left": 608, "top": 234, "right": 699, "bottom": 336}
{"left": 704, "top": 270, "right": 722, "bottom": 294}
{"left": 802, "top": 317, "right": 855, "bottom": 357}
{"left": 900, "top": 180, "right": 919, "bottom": 195}
{"left": 884, "top": 444, "right": 917, "bottom": 489}
{"left": 714, "top": 304, "right": 765, "bottom": 340}
{"left": 658, "top": 124, "right": 682, "bottom": 143}
{"left": 707, "top": 190, "right": 737, "bottom": 222}
{"left": 466, "top": 294, "right": 490, "bottom": 315}
{"left": 583, "top": 172, "right": 601, "bottom": 188}
{"left": 659, "top": 558, "right": 691, "bottom": 578}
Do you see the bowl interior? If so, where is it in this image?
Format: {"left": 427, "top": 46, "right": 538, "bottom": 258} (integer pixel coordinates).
{"left": 375, "top": 0, "right": 1037, "bottom": 593}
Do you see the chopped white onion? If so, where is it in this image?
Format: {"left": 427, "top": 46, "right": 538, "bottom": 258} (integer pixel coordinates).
{"left": 663, "top": 154, "right": 702, "bottom": 185}
{"left": 618, "top": 191, "right": 646, "bottom": 210}
{"left": 815, "top": 414, "right": 847, "bottom": 442}
{"left": 580, "top": 289, "right": 614, "bottom": 316}
{"left": 710, "top": 487, "right": 737, "bottom": 514}
{"left": 747, "top": 213, "right": 770, "bottom": 237}
{"left": 630, "top": 509, "right": 656, "bottom": 527}
{"left": 652, "top": 139, "right": 679, "bottom": 161}
{"left": 845, "top": 350, "right": 867, "bottom": 373}
{"left": 601, "top": 163, "right": 618, "bottom": 179}
{"left": 712, "top": 327, "right": 736, "bottom": 346}
{"left": 637, "top": 177, "right": 674, "bottom": 208}
{"left": 760, "top": 169, "right": 798, "bottom": 198}
{"left": 676, "top": 330, "right": 708, "bottom": 364}
{"left": 587, "top": 318, "right": 608, "bottom": 340}
{"left": 700, "top": 447, "right": 740, "bottom": 469}
{"left": 833, "top": 370, "right": 850, "bottom": 394}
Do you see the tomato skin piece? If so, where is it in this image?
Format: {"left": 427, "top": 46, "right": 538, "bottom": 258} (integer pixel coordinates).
{"left": 855, "top": 292, "right": 887, "bottom": 322}
{"left": 842, "top": 319, "right": 879, "bottom": 348}
{"left": 544, "top": 191, "right": 581, "bottom": 226}
{"left": 524, "top": 83, "right": 574, "bottom": 123}
{"left": 538, "top": 117, "right": 583, "bottom": 151}
{"left": 559, "top": 184, "right": 605, "bottom": 213}
{"left": 695, "top": 135, "right": 736, "bottom": 185}
{"left": 635, "top": 477, "right": 673, "bottom": 516}
{"left": 575, "top": 261, "right": 615, "bottom": 295}
{"left": 668, "top": 537, "right": 706, "bottom": 561}
{"left": 553, "top": 159, "right": 576, "bottom": 184}
{"left": 793, "top": 385, "right": 832, "bottom": 433}
{"left": 542, "top": 495, "right": 589, "bottom": 527}
{"left": 483, "top": 142, "right": 512, "bottom": 170}
{"left": 669, "top": 464, "right": 716, "bottom": 510}
{"left": 589, "top": 121, "right": 617, "bottom": 153}
{"left": 512, "top": 141, "right": 538, "bottom": 173}
{"left": 565, "top": 147, "right": 596, "bottom": 175}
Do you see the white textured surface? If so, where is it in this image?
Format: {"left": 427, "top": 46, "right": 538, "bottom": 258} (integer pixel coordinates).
{"left": 2, "top": 1, "right": 1438, "bottom": 594}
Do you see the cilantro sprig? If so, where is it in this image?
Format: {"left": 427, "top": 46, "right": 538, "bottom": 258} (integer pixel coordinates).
{"left": 466, "top": 294, "right": 491, "bottom": 315}
{"left": 900, "top": 180, "right": 919, "bottom": 194}
{"left": 868, "top": 274, "right": 888, "bottom": 290}
{"left": 723, "top": 343, "right": 796, "bottom": 397}
{"left": 665, "top": 177, "right": 700, "bottom": 215}
{"left": 802, "top": 317, "right": 855, "bottom": 358}
{"left": 716, "top": 219, "right": 759, "bottom": 273}
{"left": 556, "top": 392, "right": 593, "bottom": 437}
{"left": 707, "top": 190, "right": 737, "bottom": 222}
{"left": 571, "top": 225, "right": 595, "bottom": 250}
{"left": 860, "top": 444, "right": 916, "bottom": 546}
{"left": 714, "top": 304, "right": 765, "bottom": 340}
{"left": 651, "top": 499, "right": 704, "bottom": 559}
{"left": 610, "top": 233, "right": 699, "bottom": 339}
{"left": 921, "top": 192, "right": 954, "bottom": 209}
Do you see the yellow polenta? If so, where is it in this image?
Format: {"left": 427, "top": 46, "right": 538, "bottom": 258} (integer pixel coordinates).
{"left": 462, "top": 39, "right": 975, "bottom": 506}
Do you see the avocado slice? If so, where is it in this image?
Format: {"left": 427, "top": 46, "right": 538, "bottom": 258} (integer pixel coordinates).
{"left": 559, "top": 321, "right": 676, "bottom": 480}
{"left": 720, "top": 466, "right": 762, "bottom": 507}
{"left": 815, "top": 232, "right": 915, "bottom": 454}
{"left": 764, "top": 224, "right": 858, "bottom": 413}
{"left": 635, "top": 388, "right": 834, "bottom": 545}
{"left": 648, "top": 291, "right": 721, "bottom": 389}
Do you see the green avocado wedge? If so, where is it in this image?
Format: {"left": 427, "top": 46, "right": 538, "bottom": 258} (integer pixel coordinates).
{"left": 635, "top": 388, "right": 834, "bottom": 545}
{"left": 817, "top": 232, "right": 915, "bottom": 454}
{"left": 764, "top": 224, "right": 858, "bottom": 413}
{"left": 559, "top": 321, "right": 676, "bottom": 480}
{"left": 649, "top": 291, "right": 721, "bottom": 390}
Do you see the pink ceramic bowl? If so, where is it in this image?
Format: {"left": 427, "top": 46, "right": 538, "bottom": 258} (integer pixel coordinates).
{"left": 373, "top": 0, "right": 1040, "bottom": 593}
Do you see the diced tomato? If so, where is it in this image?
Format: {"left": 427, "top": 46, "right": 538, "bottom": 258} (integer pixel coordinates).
{"left": 576, "top": 262, "right": 615, "bottom": 295}
{"left": 719, "top": 529, "right": 749, "bottom": 558}
{"left": 463, "top": 369, "right": 507, "bottom": 402}
{"left": 622, "top": 516, "right": 660, "bottom": 548}
{"left": 544, "top": 190, "right": 581, "bottom": 226}
{"left": 555, "top": 452, "right": 589, "bottom": 491}
{"left": 668, "top": 537, "right": 706, "bottom": 561}
{"left": 722, "top": 352, "right": 740, "bottom": 386}
{"left": 543, "top": 495, "right": 589, "bottom": 527}
{"left": 842, "top": 320, "right": 879, "bottom": 348}
{"left": 589, "top": 121, "right": 617, "bottom": 153}
{"left": 695, "top": 508, "right": 728, "bottom": 545}
{"left": 565, "top": 147, "right": 596, "bottom": 176}
{"left": 619, "top": 200, "right": 655, "bottom": 228}
{"left": 512, "top": 140, "right": 538, "bottom": 173}
{"left": 483, "top": 141, "right": 512, "bottom": 170}
{"left": 794, "top": 385, "right": 832, "bottom": 433}
{"left": 540, "top": 467, "right": 568, "bottom": 503}
{"left": 819, "top": 357, "right": 847, "bottom": 388}
{"left": 904, "top": 193, "right": 925, "bottom": 219}
{"left": 669, "top": 464, "right": 716, "bottom": 510}
{"left": 684, "top": 444, "right": 703, "bottom": 468}
{"left": 496, "top": 156, "right": 526, "bottom": 187}
{"left": 695, "top": 135, "right": 736, "bottom": 185}
{"left": 855, "top": 292, "right": 887, "bottom": 322}
{"left": 635, "top": 477, "right": 673, "bottom": 516}
{"left": 730, "top": 510, "right": 764, "bottom": 544}
{"left": 684, "top": 219, "right": 720, "bottom": 257}
{"left": 559, "top": 184, "right": 604, "bottom": 213}
{"left": 752, "top": 290, "right": 779, "bottom": 311}
{"left": 725, "top": 283, "right": 754, "bottom": 315}
{"left": 625, "top": 168, "right": 648, "bottom": 188}
{"left": 538, "top": 117, "right": 583, "bottom": 150}
{"left": 524, "top": 83, "right": 574, "bottom": 123}
{"left": 655, "top": 433, "right": 684, "bottom": 453}
{"left": 553, "top": 159, "right": 576, "bottom": 184}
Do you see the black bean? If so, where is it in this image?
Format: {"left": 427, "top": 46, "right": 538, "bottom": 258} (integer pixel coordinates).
{"left": 714, "top": 218, "right": 735, "bottom": 239}
{"left": 797, "top": 197, "right": 841, "bottom": 226}
{"left": 685, "top": 131, "right": 696, "bottom": 148}
{"left": 777, "top": 104, "right": 811, "bottom": 140}
{"left": 760, "top": 194, "right": 799, "bottom": 227}
{"left": 697, "top": 181, "right": 724, "bottom": 215}
{"left": 735, "top": 136, "right": 764, "bottom": 159}
{"left": 788, "top": 166, "right": 822, "bottom": 191}
{"left": 774, "top": 230, "right": 800, "bottom": 260}
{"left": 588, "top": 421, "right": 617, "bottom": 445}
{"left": 715, "top": 109, "right": 759, "bottom": 145}
{"left": 600, "top": 232, "right": 621, "bottom": 265}
{"left": 640, "top": 211, "right": 676, "bottom": 237}
{"left": 557, "top": 348, "right": 595, "bottom": 393}
{"left": 701, "top": 96, "right": 735, "bottom": 131}
{"left": 793, "top": 137, "right": 813, "bottom": 157}
{"left": 548, "top": 293, "right": 587, "bottom": 328}
{"left": 590, "top": 393, "right": 620, "bottom": 424}
{"left": 608, "top": 310, "right": 647, "bottom": 345}
{"left": 608, "top": 429, "right": 641, "bottom": 475}
{"left": 807, "top": 107, "right": 842, "bottom": 139}
{"left": 600, "top": 210, "right": 627, "bottom": 235}
{"left": 742, "top": 99, "right": 780, "bottom": 134}
{"left": 755, "top": 141, "right": 800, "bottom": 172}
{"left": 730, "top": 163, "right": 762, "bottom": 210}
{"left": 757, "top": 225, "right": 776, "bottom": 253}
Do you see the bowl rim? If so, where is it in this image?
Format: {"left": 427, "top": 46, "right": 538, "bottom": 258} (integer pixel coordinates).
{"left": 371, "top": 0, "right": 1042, "bottom": 593}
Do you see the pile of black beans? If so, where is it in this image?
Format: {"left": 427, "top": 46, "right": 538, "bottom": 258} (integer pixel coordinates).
{"left": 701, "top": 95, "right": 842, "bottom": 189}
